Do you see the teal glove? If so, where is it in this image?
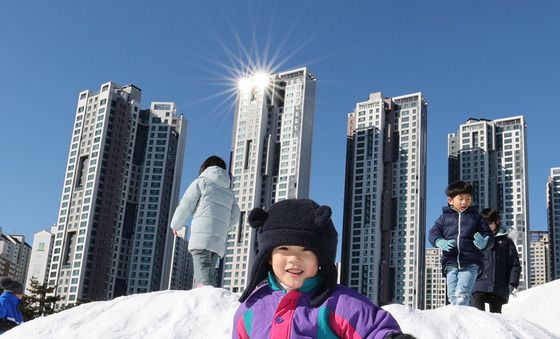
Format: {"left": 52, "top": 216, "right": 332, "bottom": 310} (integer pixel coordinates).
{"left": 435, "top": 238, "right": 456, "bottom": 252}
{"left": 473, "top": 232, "right": 490, "bottom": 249}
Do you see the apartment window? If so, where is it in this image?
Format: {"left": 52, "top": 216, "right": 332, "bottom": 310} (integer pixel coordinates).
{"left": 244, "top": 140, "right": 253, "bottom": 170}
{"left": 63, "top": 232, "right": 77, "bottom": 266}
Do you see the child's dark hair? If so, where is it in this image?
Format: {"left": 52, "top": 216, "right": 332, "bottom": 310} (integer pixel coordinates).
{"left": 199, "top": 155, "right": 226, "bottom": 174}
{"left": 480, "top": 208, "right": 500, "bottom": 224}
{"left": 445, "top": 180, "right": 474, "bottom": 198}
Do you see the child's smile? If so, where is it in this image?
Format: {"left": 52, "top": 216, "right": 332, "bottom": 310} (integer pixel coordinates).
{"left": 286, "top": 268, "right": 303, "bottom": 276}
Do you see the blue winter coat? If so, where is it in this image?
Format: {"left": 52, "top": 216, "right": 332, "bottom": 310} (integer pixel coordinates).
{"left": 429, "top": 206, "right": 493, "bottom": 270}
{"left": 472, "top": 227, "right": 521, "bottom": 301}
{"left": 169, "top": 166, "right": 240, "bottom": 257}
{"left": 0, "top": 291, "right": 23, "bottom": 325}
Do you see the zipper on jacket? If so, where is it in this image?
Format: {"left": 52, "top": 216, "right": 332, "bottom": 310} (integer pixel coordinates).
{"left": 456, "top": 211, "right": 462, "bottom": 269}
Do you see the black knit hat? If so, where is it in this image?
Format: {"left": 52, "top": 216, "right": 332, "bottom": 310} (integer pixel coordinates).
{"left": 1, "top": 277, "right": 23, "bottom": 294}
{"left": 238, "top": 198, "right": 338, "bottom": 307}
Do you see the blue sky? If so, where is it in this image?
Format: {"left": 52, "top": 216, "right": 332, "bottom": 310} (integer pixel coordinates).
{"left": 1, "top": 1, "right": 558, "bottom": 245}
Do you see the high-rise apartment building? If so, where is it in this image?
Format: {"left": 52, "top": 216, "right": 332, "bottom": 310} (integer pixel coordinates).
{"left": 47, "top": 82, "right": 186, "bottom": 305}
{"left": 126, "top": 102, "right": 187, "bottom": 294}
{"left": 448, "top": 116, "right": 530, "bottom": 289}
{"left": 221, "top": 67, "right": 316, "bottom": 292}
{"left": 547, "top": 167, "right": 560, "bottom": 280}
{"left": 424, "top": 248, "right": 446, "bottom": 309}
{"left": 529, "top": 231, "right": 550, "bottom": 287}
{"left": 25, "top": 228, "right": 55, "bottom": 292}
{"left": 341, "top": 92, "right": 427, "bottom": 308}
{"left": 0, "top": 229, "right": 31, "bottom": 284}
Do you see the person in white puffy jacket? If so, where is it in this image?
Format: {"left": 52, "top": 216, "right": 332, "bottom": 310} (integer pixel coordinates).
{"left": 170, "top": 155, "right": 240, "bottom": 287}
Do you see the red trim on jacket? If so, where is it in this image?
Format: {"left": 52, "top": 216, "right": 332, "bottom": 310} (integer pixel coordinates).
{"left": 330, "top": 311, "right": 362, "bottom": 339}
{"left": 269, "top": 290, "right": 301, "bottom": 338}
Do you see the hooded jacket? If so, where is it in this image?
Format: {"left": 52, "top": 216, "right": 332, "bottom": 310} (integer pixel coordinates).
{"left": 233, "top": 273, "right": 401, "bottom": 339}
{"left": 472, "top": 226, "right": 521, "bottom": 300}
{"left": 0, "top": 291, "right": 23, "bottom": 327}
{"left": 170, "top": 166, "right": 240, "bottom": 257}
{"left": 429, "top": 206, "right": 493, "bottom": 270}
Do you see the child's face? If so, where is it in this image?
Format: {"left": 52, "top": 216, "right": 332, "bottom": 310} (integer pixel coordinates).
{"left": 269, "top": 245, "right": 319, "bottom": 291}
{"left": 447, "top": 194, "right": 472, "bottom": 212}
{"left": 489, "top": 220, "right": 500, "bottom": 232}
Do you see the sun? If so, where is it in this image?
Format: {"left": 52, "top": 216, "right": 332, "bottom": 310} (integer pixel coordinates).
{"left": 237, "top": 71, "right": 270, "bottom": 92}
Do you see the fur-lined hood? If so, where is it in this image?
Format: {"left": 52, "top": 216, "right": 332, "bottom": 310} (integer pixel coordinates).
{"left": 495, "top": 226, "right": 517, "bottom": 241}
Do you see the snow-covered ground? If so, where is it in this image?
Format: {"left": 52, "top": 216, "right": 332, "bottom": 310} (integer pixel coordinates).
{"left": 502, "top": 278, "right": 560, "bottom": 336}
{"left": 4, "top": 279, "right": 560, "bottom": 338}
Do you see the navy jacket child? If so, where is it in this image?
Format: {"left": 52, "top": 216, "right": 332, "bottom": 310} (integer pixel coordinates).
{"left": 472, "top": 208, "right": 521, "bottom": 313}
{"left": 0, "top": 277, "right": 24, "bottom": 333}
{"left": 429, "top": 206, "right": 492, "bottom": 271}
{"left": 428, "top": 181, "right": 493, "bottom": 306}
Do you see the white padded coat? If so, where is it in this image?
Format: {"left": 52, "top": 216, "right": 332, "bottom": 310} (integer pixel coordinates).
{"left": 169, "top": 166, "right": 240, "bottom": 257}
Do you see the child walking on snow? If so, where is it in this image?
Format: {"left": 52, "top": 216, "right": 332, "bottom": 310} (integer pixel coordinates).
{"left": 472, "top": 208, "right": 520, "bottom": 313}
{"left": 428, "top": 180, "right": 493, "bottom": 306}
{"left": 170, "top": 156, "right": 240, "bottom": 287}
{"left": 233, "top": 198, "right": 411, "bottom": 339}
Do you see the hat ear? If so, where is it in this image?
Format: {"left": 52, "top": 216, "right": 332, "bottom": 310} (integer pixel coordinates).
{"left": 248, "top": 207, "right": 268, "bottom": 229}
{"left": 238, "top": 249, "right": 272, "bottom": 304}
{"left": 314, "top": 205, "right": 332, "bottom": 227}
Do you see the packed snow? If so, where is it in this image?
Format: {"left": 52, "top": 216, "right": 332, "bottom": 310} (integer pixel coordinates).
{"left": 4, "top": 280, "right": 559, "bottom": 338}
{"left": 502, "top": 278, "right": 560, "bottom": 336}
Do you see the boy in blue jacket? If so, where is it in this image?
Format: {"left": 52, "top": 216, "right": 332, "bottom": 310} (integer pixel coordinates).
{"left": 0, "top": 277, "right": 24, "bottom": 333}
{"left": 428, "top": 181, "right": 493, "bottom": 306}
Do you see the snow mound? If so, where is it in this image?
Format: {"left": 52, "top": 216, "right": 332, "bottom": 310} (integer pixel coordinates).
{"left": 4, "top": 281, "right": 560, "bottom": 338}
{"left": 4, "top": 287, "right": 238, "bottom": 339}
{"left": 385, "top": 303, "right": 556, "bottom": 338}
{"left": 503, "top": 278, "right": 560, "bottom": 337}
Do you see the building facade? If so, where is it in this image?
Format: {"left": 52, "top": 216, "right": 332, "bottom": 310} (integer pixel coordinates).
{"left": 47, "top": 82, "right": 186, "bottom": 305}
{"left": 25, "top": 228, "right": 55, "bottom": 292}
{"left": 221, "top": 67, "right": 316, "bottom": 292}
{"left": 448, "top": 116, "right": 531, "bottom": 290}
{"left": 529, "top": 231, "right": 550, "bottom": 287}
{"left": 341, "top": 92, "right": 427, "bottom": 308}
{"left": 424, "top": 248, "right": 446, "bottom": 309}
{"left": 547, "top": 167, "right": 560, "bottom": 280}
{"left": 126, "top": 102, "right": 187, "bottom": 294}
{"left": 167, "top": 228, "right": 193, "bottom": 290}
{"left": 0, "top": 229, "right": 31, "bottom": 284}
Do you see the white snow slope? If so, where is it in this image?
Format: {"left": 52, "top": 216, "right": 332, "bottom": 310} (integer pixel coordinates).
{"left": 4, "top": 280, "right": 560, "bottom": 338}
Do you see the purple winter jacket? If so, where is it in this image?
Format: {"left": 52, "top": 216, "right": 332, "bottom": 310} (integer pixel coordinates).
{"left": 233, "top": 277, "right": 401, "bottom": 339}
